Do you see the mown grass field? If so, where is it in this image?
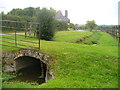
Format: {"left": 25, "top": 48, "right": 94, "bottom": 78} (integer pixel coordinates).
{"left": 53, "top": 31, "right": 92, "bottom": 43}
{"left": 2, "top": 31, "right": 118, "bottom": 88}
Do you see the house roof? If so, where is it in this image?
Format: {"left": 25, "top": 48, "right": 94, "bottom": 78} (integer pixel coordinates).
{"left": 55, "top": 10, "right": 70, "bottom": 23}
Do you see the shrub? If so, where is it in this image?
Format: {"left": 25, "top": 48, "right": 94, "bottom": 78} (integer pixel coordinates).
{"left": 55, "top": 20, "right": 68, "bottom": 31}
{"left": 37, "top": 8, "right": 55, "bottom": 40}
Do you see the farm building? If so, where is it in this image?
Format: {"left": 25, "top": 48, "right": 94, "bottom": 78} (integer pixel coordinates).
{"left": 55, "top": 10, "right": 70, "bottom": 23}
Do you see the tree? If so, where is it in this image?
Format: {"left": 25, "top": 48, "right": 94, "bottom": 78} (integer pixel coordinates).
{"left": 68, "top": 23, "right": 75, "bottom": 30}
{"left": 79, "top": 25, "right": 87, "bottom": 30}
{"left": 1, "top": 11, "right": 4, "bottom": 15}
{"left": 65, "top": 10, "right": 68, "bottom": 18}
{"left": 55, "top": 20, "right": 68, "bottom": 31}
{"left": 85, "top": 20, "right": 97, "bottom": 31}
{"left": 8, "top": 7, "right": 40, "bottom": 18}
{"left": 37, "top": 8, "right": 55, "bottom": 40}
{"left": 74, "top": 24, "right": 79, "bottom": 30}
{"left": 50, "top": 7, "right": 57, "bottom": 16}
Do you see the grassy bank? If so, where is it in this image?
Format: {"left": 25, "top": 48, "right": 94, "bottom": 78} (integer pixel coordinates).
{"left": 2, "top": 31, "right": 118, "bottom": 88}
{"left": 53, "top": 31, "right": 92, "bottom": 43}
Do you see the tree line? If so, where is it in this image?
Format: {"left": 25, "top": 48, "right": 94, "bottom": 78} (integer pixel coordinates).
{"left": 1, "top": 7, "right": 71, "bottom": 40}
{"left": 2, "top": 7, "right": 117, "bottom": 40}
{"left": 78, "top": 21, "right": 118, "bottom": 31}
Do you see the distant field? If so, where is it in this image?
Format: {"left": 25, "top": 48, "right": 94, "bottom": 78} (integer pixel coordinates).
{"left": 2, "top": 31, "right": 118, "bottom": 88}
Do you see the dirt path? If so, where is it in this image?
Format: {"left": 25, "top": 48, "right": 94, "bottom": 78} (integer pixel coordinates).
{"left": 0, "top": 30, "right": 84, "bottom": 35}
{"left": 0, "top": 33, "right": 25, "bottom": 35}
{"left": 57, "top": 30, "right": 84, "bottom": 32}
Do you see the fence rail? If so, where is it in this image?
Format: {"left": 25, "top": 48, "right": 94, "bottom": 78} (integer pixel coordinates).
{"left": 2, "top": 36, "right": 38, "bottom": 44}
{"left": 1, "top": 20, "right": 41, "bottom": 50}
{"left": 101, "top": 28, "right": 120, "bottom": 42}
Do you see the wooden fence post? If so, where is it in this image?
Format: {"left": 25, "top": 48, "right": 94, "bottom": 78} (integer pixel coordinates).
{"left": 38, "top": 24, "right": 40, "bottom": 50}
{"left": 25, "top": 22, "right": 27, "bottom": 38}
{"left": 118, "top": 25, "right": 120, "bottom": 43}
{"left": 15, "top": 22, "right": 17, "bottom": 46}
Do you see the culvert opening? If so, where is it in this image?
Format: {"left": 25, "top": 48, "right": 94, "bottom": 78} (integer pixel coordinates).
{"left": 9, "top": 56, "right": 47, "bottom": 84}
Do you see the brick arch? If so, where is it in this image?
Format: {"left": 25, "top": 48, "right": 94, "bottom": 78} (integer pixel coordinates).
{"left": 14, "top": 49, "right": 47, "bottom": 64}
{"left": 2, "top": 49, "right": 55, "bottom": 81}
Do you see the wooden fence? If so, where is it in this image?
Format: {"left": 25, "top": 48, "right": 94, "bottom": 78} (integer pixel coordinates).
{"left": 101, "top": 26, "right": 120, "bottom": 42}
{"left": 0, "top": 20, "right": 41, "bottom": 50}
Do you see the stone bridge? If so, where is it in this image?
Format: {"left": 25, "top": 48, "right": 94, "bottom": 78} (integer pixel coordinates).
{"left": 2, "top": 49, "right": 54, "bottom": 81}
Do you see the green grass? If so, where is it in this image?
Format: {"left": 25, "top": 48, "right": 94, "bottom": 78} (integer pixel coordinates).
{"left": 98, "top": 32, "right": 118, "bottom": 46}
{"left": 2, "top": 34, "right": 38, "bottom": 53}
{"left": 2, "top": 31, "right": 118, "bottom": 88}
{"left": 53, "top": 31, "right": 92, "bottom": 43}
{"left": 38, "top": 40, "right": 118, "bottom": 88}
{"left": 3, "top": 81, "right": 36, "bottom": 88}
{"left": 82, "top": 31, "right": 102, "bottom": 45}
{"left": 2, "top": 29, "right": 24, "bottom": 33}
{"left": 2, "top": 73, "right": 17, "bottom": 81}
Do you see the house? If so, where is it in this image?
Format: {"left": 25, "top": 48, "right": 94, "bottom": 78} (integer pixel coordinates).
{"left": 55, "top": 10, "right": 70, "bottom": 23}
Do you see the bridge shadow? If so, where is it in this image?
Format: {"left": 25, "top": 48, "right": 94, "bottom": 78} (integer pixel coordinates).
{"left": 10, "top": 56, "right": 47, "bottom": 84}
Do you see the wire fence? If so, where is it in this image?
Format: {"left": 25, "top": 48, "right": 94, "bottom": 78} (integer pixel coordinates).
{"left": 1, "top": 20, "right": 41, "bottom": 50}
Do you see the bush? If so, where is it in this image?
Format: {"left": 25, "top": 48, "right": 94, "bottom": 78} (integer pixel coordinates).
{"left": 37, "top": 8, "right": 55, "bottom": 40}
{"left": 55, "top": 20, "right": 68, "bottom": 31}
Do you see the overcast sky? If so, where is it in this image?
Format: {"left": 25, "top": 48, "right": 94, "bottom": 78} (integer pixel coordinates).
{"left": 0, "top": 0, "right": 119, "bottom": 25}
